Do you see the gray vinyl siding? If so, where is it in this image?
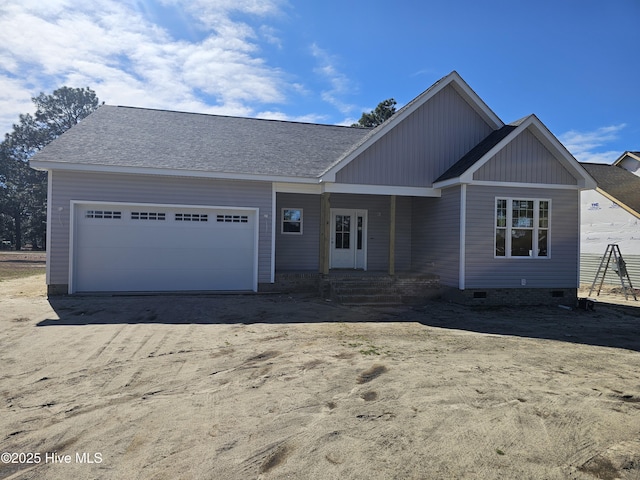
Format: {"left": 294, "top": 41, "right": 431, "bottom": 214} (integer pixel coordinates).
{"left": 274, "top": 193, "right": 411, "bottom": 272}
{"left": 473, "top": 129, "right": 578, "bottom": 185}
{"left": 411, "top": 189, "right": 461, "bottom": 286}
{"left": 580, "top": 253, "right": 640, "bottom": 287}
{"left": 395, "top": 196, "right": 412, "bottom": 271}
{"left": 464, "top": 185, "right": 580, "bottom": 289}
{"left": 48, "top": 171, "right": 273, "bottom": 286}
{"left": 275, "top": 193, "right": 321, "bottom": 271}
{"left": 335, "top": 85, "right": 493, "bottom": 187}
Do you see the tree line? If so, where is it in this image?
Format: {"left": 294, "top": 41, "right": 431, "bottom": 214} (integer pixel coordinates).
{"left": 0, "top": 87, "right": 100, "bottom": 250}
{"left": 0, "top": 88, "right": 393, "bottom": 251}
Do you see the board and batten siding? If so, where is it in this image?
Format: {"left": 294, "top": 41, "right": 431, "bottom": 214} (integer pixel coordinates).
{"left": 473, "top": 129, "right": 578, "bottom": 185}
{"left": 48, "top": 170, "right": 273, "bottom": 287}
{"left": 335, "top": 85, "right": 493, "bottom": 187}
{"left": 464, "top": 185, "right": 580, "bottom": 289}
{"left": 411, "top": 189, "right": 461, "bottom": 286}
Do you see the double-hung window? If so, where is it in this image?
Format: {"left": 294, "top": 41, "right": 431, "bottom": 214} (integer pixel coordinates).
{"left": 495, "top": 198, "right": 549, "bottom": 258}
{"left": 281, "top": 208, "right": 303, "bottom": 234}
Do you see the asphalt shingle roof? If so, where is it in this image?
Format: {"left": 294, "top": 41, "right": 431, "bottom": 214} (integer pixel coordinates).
{"left": 435, "top": 124, "right": 517, "bottom": 182}
{"left": 32, "top": 105, "right": 373, "bottom": 178}
{"left": 581, "top": 163, "right": 640, "bottom": 216}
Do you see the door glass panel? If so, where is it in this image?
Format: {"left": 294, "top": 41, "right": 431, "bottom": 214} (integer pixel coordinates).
{"left": 357, "top": 216, "right": 363, "bottom": 250}
{"left": 335, "top": 215, "right": 351, "bottom": 249}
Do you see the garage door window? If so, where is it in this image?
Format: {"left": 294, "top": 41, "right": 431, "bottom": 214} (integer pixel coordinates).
{"left": 131, "top": 212, "right": 166, "bottom": 221}
{"left": 217, "top": 214, "right": 248, "bottom": 223}
{"left": 175, "top": 213, "right": 208, "bottom": 222}
{"left": 85, "top": 210, "right": 121, "bottom": 219}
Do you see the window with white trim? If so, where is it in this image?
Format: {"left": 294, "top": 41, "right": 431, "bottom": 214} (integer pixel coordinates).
{"left": 281, "top": 208, "right": 302, "bottom": 234}
{"left": 495, "top": 198, "right": 549, "bottom": 258}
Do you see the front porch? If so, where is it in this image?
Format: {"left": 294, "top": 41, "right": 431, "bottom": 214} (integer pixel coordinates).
{"left": 271, "top": 191, "right": 446, "bottom": 304}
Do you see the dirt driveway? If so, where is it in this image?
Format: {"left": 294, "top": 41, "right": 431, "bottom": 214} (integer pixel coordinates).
{"left": 1, "top": 274, "right": 640, "bottom": 480}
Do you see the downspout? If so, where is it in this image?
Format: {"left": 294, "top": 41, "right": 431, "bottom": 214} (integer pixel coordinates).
{"left": 459, "top": 184, "right": 467, "bottom": 290}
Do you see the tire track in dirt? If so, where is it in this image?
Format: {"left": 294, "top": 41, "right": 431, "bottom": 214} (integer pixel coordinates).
{"left": 85, "top": 325, "right": 125, "bottom": 361}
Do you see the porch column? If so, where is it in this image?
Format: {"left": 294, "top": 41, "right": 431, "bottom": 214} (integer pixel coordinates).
{"left": 389, "top": 195, "right": 396, "bottom": 276}
{"left": 319, "top": 192, "right": 331, "bottom": 275}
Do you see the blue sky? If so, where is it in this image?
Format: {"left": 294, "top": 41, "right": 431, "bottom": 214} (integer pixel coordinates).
{"left": 1, "top": 0, "right": 638, "bottom": 163}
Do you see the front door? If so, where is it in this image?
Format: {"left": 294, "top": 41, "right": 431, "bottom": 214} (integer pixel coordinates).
{"left": 330, "top": 209, "right": 367, "bottom": 269}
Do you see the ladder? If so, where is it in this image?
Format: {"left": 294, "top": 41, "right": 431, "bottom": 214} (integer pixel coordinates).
{"left": 589, "top": 244, "right": 637, "bottom": 300}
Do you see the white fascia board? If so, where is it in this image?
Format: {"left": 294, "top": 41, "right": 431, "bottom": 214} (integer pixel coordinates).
{"left": 458, "top": 119, "right": 528, "bottom": 184}
{"left": 320, "top": 71, "right": 504, "bottom": 183}
{"left": 458, "top": 115, "right": 597, "bottom": 190}
{"left": 322, "top": 183, "right": 441, "bottom": 197}
{"left": 595, "top": 187, "right": 640, "bottom": 219}
{"left": 29, "top": 160, "right": 319, "bottom": 185}
{"left": 446, "top": 71, "right": 503, "bottom": 130}
{"left": 274, "top": 181, "right": 441, "bottom": 197}
{"left": 469, "top": 180, "right": 581, "bottom": 190}
{"left": 273, "top": 182, "right": 322, "bottom": 194}
{"left": 613, "top": 151, "right": 640, "bottom": 167}
{"left": 434, "top": 179, "right": 581, "bottom": 190}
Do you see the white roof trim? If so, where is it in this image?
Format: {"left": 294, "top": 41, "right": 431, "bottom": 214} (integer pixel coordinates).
{"left": 595, "top": 187, "right": 640, "bottom": 219}
{"left": 613, "top": 151, "right": 640, "bottom": 167}
{"left": 469, "top": 180, "right": 581, "bottom": 190}
{"left": 319, "top": 71, "right": 504, "bottom": 183}
{"left": 273, "top": 182, "right": 441, "bottom": 197}
{"left": 448, "top": 115, "right": 596, "bottom": 190}
{"left": 322, "top": 183, "right": 441, "bottom": 197}
{"left": 30, "top": 160, "right": 319, "bottom": 184}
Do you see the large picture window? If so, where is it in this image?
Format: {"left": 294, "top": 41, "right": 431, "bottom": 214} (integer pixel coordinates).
{"left": 281, "top": 208, "right": 303, "bottom": 234}
{"left": 495, "top": 198, "right": 549, "bottom": 258}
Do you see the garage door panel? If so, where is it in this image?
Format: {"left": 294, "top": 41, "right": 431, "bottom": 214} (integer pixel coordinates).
{"left": 73, "top": 204, "right": 257, "bottom": 292}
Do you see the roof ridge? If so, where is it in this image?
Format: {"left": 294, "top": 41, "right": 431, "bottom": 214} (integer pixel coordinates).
{"left": 103, "top": 104, "right": 368, "bottom": 130}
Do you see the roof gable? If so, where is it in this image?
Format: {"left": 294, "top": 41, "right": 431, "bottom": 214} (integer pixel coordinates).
{"left": 320, "top": 71, "right": 504, "bottom": 183}
{"left": 435, "top": 115, "right": 596, "bottom": 189}
{"left": 331, "top": 83, "right": 496, "bottom": 187}
{"left": 613, "top": 151, "right": 640, "bottom": 176}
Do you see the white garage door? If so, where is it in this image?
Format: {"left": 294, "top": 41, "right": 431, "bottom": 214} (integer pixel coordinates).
{"left": 72, "top": 203, "right": 258, "bottom": 293}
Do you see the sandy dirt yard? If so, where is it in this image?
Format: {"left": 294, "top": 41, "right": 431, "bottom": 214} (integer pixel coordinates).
{"left": 1, "top": 269, "right": 640, "bottom": 479}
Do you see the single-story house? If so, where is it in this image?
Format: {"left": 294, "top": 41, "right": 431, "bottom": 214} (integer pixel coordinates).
{"left": 580, "top": 159, "right": 640, "bottom": 286}
{"left": 31, "top": 71, "right": 596, "bottom": 303}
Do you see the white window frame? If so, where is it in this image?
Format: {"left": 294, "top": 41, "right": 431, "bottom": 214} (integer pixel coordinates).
{"left": 281, "top": 208, "right": 303, "bottom": 235}
{"left": 495, "top": 198, "right": 550, "bottom": 259}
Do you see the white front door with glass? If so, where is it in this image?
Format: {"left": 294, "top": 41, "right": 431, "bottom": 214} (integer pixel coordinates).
{"left": 330, "top": 209, "right": 367, "bottom": 269}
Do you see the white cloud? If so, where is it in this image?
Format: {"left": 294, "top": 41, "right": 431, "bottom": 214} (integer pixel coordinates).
{"left": 310, "top": 43, "right": 358, "bottom": 115}
{"left": 559, "top": 124, "right": 626, "bottom": 164}
{"left": 0, "top": 0, "right": 290, "bottom": 134}
{"left": 256, "top": 110, "right": 327, "bottom": 124}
